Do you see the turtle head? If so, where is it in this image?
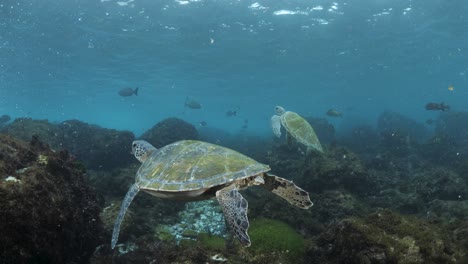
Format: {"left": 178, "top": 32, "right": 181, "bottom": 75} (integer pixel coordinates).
{"left": 274, "top": 106, "right": 285, "bottom": 115}
{"left": 131, "top": 140, "right": 157, "bottom": 163}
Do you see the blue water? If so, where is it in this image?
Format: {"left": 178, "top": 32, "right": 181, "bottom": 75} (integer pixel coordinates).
{"left": 1, "top": 0, "right": 467, "bottom": 136}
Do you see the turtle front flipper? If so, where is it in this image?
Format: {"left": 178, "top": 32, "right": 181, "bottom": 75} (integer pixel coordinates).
{"left": 263, "top": 173, "right": 313, "bottom": 209}
{"left": 271, "top": 115, "right": 282, "bottom": 138}
{"left": 111, "top": 183, "right": 140, "bottom": 249}
{"left": 216, "top": 185, "right": 251, "bottom": 247}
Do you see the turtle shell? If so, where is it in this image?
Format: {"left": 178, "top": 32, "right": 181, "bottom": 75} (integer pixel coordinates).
{"left": 281, "top": 111, "right": 323, "bottom": 153}
{"left": 136, "top": 140, "right": 270, "bottom": 192}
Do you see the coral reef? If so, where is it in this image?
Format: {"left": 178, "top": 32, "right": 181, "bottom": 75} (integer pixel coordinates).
{"left": 139, "top": 117, "right": 198, "bottom": 148}
{"left": 310, "top": 209, "right": 466, "bottom": 264}
{"left": 1, "top": 118, "right": 135, "bottom": 170}
{"left": 0, "top": 134, "right": 103, "bottom": 263}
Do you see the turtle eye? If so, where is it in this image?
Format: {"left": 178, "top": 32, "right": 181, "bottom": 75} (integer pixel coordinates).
{"left": 132, "top": 143, "right": 137, "bottom": 148}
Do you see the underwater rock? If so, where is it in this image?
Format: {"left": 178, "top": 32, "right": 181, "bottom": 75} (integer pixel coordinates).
{"left": 378, "top": 129, "right": 417, "bottom": 157}
{"left": 1, "top": 118, "right": 135, "bottom": 170}
{"left": 265, "top": 144, "right": 306, "bottom": 181}
{"left": 435, "top": 111, "right": 468, "bottom": 145}
{"left": 305, "top": 117, "right": 335, "bottom": 144}
{"left": 312, "top": 190, "right": 369, "bottom": 224}
{"left": 310, "top": 209, "right": 466, "bottom": 264}
{"left": 139, "top": 117, "right": 198, "bottom": 148}
{"left": 366, "top": 188, "right": 425, "bottom": 214}
{"left": 0, "top": 118, "right": 61, "bottom": 144}
{"left": 419, "top": 134, "right": 462, "bottom": 169}
{"left": 90, "top": 235, "right": 214, "bottom": 264}
{"left": 200, "top": 127, "right": 271, "bottom": 163}
{"left": 428, "top": 199, "right": 468, "bottom": 220}
{"left": 339, "top": 124, "right": 380, "bottom": 160}
{"left": 0, "top": 114, "right": 11, "bottom": 127}
{"left": 57, "top": 119, "right": 135, "bottom": 170}
{"left": 410, "top": 167, "right": 468, "bottom": 202}
{"left": 377, "top": 111, "right": 430, "bottom": 143}
{"left": 300, "top": 145, "right": 375, "bottom": 196}
{"left": 87, "top": 165, "right": 139, "bottom": 197}
{"left": 100, "top": 200, "right": 135, "bottom": 239}
{"left": 0, "top": 134, "right": 103, "bottom": 263}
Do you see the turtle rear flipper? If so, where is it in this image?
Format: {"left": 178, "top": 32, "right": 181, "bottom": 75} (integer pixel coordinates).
{"left": 111, "top": 183, "right": 140, "bottom": 249}
{"left": 263, "top": 173, "right": 313, "bottom": 209}
{"left": 216, "top": 185, "right": 251, "bottom": 247}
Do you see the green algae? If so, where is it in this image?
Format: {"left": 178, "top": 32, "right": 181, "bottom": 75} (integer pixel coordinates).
{"left": 248, "top": 218, "right": 305, "bottom": 261}
{"left": 198, "top": 233, "right": 226, "bottom": 250}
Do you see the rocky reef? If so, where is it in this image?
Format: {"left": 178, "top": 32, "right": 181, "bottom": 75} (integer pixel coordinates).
{"left": 305, "top": 117, "right": 336, "bottom": 144}
{"left": 1, "top": 111, "right": 468, "bottom": 264}
{"left": 310, "top": 209, "right": 466, "bottom": 263}
{"left": 435, "top": 111, "right": 468, "bottom": 145}
{"left": 1, "top": 118, "right": 135, "bottom": 170}
{"left": 377, "top": 111, "right": 430, "bottom": 143}
{"left": 139, "top": 117, "right": 198, "bottom": 148}
{"left": 0, "top": 134, "right": 103, "bottom": 263}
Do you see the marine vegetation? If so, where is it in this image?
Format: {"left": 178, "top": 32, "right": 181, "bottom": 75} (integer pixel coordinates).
{"left": 198, "top": 233, "right": 226, "bottom": 250}
{"left": 311, "top": 209, "right": 466, "bottom": 264}
{"left": 1, "top": 118, "right": 135, "bottom": 170}
{"left": 0, "top": 134, "right": 103, "bottom": 263}
{"left": 247, "top": 218, "right": 306, "bottom": 263}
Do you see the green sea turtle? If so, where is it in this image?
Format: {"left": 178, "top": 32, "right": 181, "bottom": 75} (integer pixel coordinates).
{"left": 111, "top": 140, "right": 312, "bottom": 248}
{"left": 270, "top": 106, "right": 323, "bottom": 153}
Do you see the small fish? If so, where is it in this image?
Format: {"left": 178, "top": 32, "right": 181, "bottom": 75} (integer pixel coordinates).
{"left": 326, "top": 108, "right": 343, "bottom": 117}
{"left": 425, "top": 102, "right": 450, "bottom": 111}
{"left": 185, "top": 97, "right": 202, "bottom": 109}
{"left": 241, "top": 118, "right": 248, "bottom": 129}
{"left": 199, "top": 121, "right": 208, "bottom": 127}
{"left": 448, "top": 85, "right": 454, "bottom": 91}
{"left": 0, "top": 114, "right": 11, "bottom": 124}
{"left": 118, "top": 87, "right": 138, "bottom": 97}
{"left": 226, "top": 110, "right": 237, "bottom": 117}
{"left": 425, "top": 119, "right": 435, "bottom": 125}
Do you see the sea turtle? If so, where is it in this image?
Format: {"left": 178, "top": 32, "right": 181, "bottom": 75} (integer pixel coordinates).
{"left": 270, "top": 106, "right": 323, "bottom": 153}
{"left": 111, "top": 140, "right": 312, "bottom": 248}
